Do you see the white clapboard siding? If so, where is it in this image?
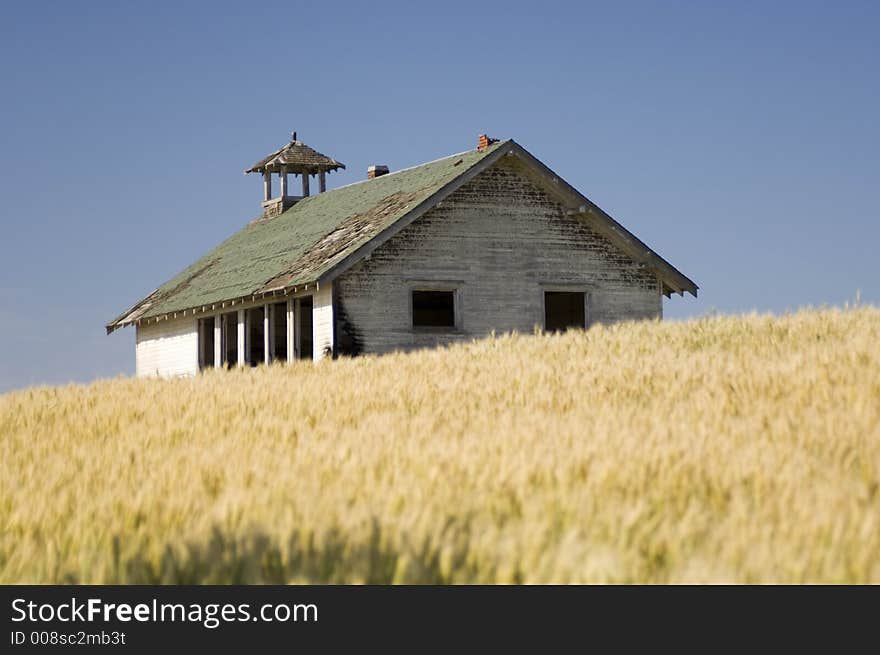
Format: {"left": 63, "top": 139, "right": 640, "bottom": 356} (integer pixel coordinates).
{"left": 312, "top": 283, "right": 334, "bottom": 361}
{"left": 135, "top": 317, "right": 198, "bottom": 378}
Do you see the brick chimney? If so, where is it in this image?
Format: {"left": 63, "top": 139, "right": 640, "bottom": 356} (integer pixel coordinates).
{"left": 477, "top": 134, "right": 499, "bottom": 151}
{"left": 367, "top": 165, "right": 390, "bottom": 179}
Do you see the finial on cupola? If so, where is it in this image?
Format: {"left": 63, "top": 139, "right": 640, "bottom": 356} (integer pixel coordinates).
{"left": 245, "top": 133, "right": 345, "bottom": 218}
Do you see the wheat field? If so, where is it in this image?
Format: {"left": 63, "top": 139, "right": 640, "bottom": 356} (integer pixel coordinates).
{"left": 1, "top": 307, "right": 878, "bottom": 583}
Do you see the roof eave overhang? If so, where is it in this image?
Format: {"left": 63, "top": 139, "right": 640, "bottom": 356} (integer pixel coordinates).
{"left": 105, "top": 281, "right": 324, "bottom": 334}
{"left": 245, "top": 162, "right": 346, "bottom": 175}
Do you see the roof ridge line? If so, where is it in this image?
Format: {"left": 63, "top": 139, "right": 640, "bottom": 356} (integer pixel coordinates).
{"left": 319, "top": 141, "right": 509, "bottom": 195}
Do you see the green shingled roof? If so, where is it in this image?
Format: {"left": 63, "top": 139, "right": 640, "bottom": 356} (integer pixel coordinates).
{"left": 108, "top": 141, "right": 507, "bottom": 330}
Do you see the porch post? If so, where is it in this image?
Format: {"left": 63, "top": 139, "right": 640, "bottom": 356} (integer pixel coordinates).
{"left": 287, "top": 298, "right": 295, "bottom": 363}
{"left": 237, "top": 309, "right": 245, "bottom": 366}
{"left": 264, "top": 303, "right": 270, "bottom": 364}
{"left": 213, "top": 316, "right": 222, "bottom": 368}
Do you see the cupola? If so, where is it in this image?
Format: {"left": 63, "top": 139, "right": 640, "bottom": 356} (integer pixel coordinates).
{"left": 246, "top": 132, "right": 345, "bottom": 218}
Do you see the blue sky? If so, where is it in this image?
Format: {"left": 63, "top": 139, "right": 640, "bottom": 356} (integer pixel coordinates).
{"left": 1, "top": 1, "right": 877, "bottom": 392}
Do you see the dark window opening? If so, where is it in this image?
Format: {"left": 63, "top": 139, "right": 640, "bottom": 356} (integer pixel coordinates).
{"left": 412, "top": 290, "right": 455, "bottom": 328}
{"left": 544, "top": 291, "right": 585, "bottom": 333}
{"left": 221, "top": 312, "right": 238, "bottom": 368}
{"left": 246, "top": 307, "right": 265, "bottom": 367}
{"left": 298, "top": 296, "right": 313, "bottom": 360}
{"left": 270, "top": 302, "right": 287, "bottom": 362}
{"left": 198, "top": 317, "right": 215, "bottom": 371}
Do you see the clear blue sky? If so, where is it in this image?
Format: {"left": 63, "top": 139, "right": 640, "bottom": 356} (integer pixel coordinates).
{"left": 1, "top": 1, "right": 877, "bottom": 392}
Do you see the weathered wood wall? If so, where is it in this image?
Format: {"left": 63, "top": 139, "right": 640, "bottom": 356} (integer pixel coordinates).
{"left": 313, "top": 284, "right": 335, "bottom": 360}
{"left": 135, "top": 317, "right": 198, "bottom": 377}
{"left": 334, "top": 159, "right": 661, "bottom": 355}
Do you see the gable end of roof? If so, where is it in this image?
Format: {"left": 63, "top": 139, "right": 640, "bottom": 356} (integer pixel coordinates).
{"left": 319, "top": 140, "right": 698, "bottom": 298}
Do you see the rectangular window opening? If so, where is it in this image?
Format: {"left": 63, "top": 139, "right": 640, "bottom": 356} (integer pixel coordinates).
{"left": 544, "top": 291, "right": 586, "bottom": 333}
{"left": 298, "top": 296, "right": 313, "bottom": 360}
{"left": 221, "top": 312, "right": 238, "bottom": 368}
{"left": 270, "top": 301, "right": 287, "bottom": 362}
{"left": 246, "top": 307, "right": 265, "bottom": 367}
{"left": 412, "top": 290, "right": 455, "bottom": 328}
{"left": 198, "top": 317, "right": 215, "bottom": 371}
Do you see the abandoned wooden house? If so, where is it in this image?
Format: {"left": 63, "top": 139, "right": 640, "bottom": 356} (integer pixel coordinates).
{"left": 107, "top": 133, "right": 698, "bottom": 377}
